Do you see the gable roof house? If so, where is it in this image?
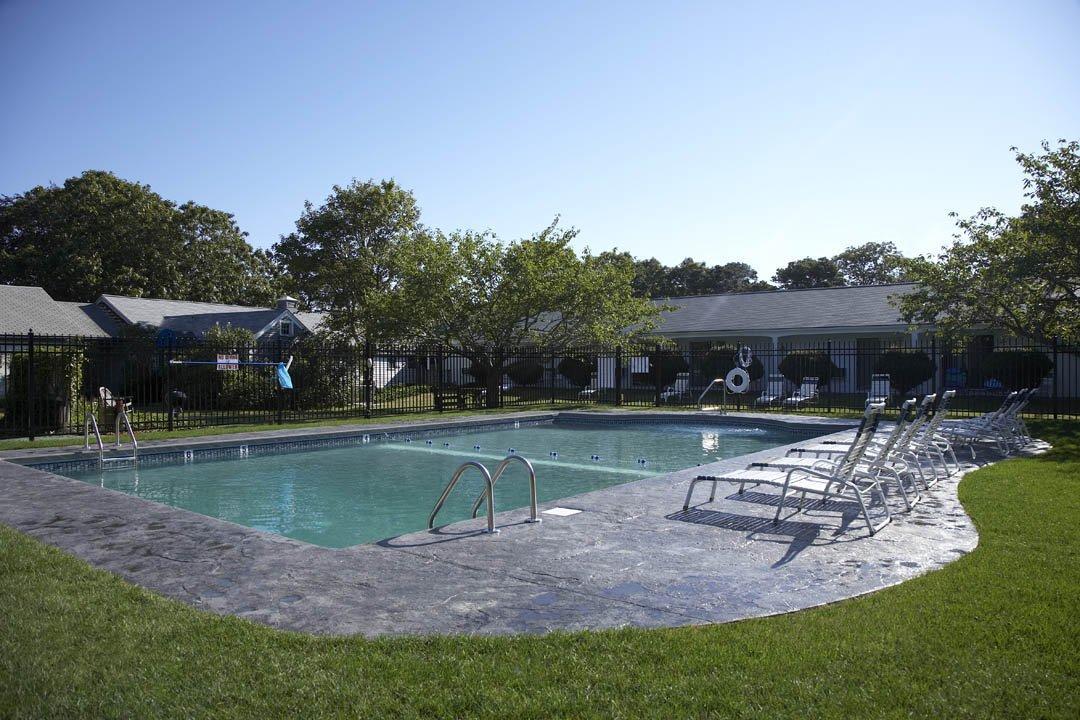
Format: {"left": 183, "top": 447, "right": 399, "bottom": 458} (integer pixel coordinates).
{"left": 0, "top": 285, "right": 325, "bottom": 343}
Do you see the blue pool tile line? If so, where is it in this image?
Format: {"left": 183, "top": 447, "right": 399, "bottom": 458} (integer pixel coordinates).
{"left": 553, "top": 413, "right": 834, "bottom": 436}
{"left": 28, "top": 418, "right": 555, "bottom": 475}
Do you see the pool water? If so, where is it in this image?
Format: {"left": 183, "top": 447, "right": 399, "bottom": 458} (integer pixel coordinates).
{"left": 62, "top": 421, "right": 796, "bottom": 547}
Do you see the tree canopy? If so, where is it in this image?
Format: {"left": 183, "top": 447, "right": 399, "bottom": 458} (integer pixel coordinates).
{"left": 772, "top": 257, "right": 846, "bottom": 289}
{"left": 396, "top": 220, "right": 659, "bottom": 406}
{"left": 897, "top": 139, "right": 1080, "bottom": 345}
{"left": 0, "top": 170, "right": 280, "bottom": 305}
{"left": 834, "top": 241, "right": 908, "bottom": 285}
{"left": 272, "top": 179, "right": 421, "bottom": 344}
{"left": 616, "top": 254, "right": 773, "bottom": 297}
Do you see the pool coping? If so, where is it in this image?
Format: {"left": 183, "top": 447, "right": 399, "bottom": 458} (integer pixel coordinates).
{"left": 0, "top": 410, "right": 986, "bottom": 637}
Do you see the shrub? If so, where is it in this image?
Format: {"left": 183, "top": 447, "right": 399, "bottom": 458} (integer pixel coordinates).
{"left": 981, "top": 351, "right": 1054, "bottom": 390}
{"left": 288, "top": 341, "right": 359, "bottom": 410}
{"left": 873, "top": 351, "right": 934, "bottom": 394}
{"left": 3, "top": 348, "right": 84, "bottom": 431}
{"left": 505, "top": 359, "right": 544, "bottom": 386}
{"left": 692, "top": 346, "right": 764, "bottom": 384}
{"left": 632, "top": 352, "right": 689, "bottom": 388}
{"left": 557, "top": 357, "right": 594, "bottom": 388}
{"left": 778, "top": 350, "right": 841, "bottom": 388}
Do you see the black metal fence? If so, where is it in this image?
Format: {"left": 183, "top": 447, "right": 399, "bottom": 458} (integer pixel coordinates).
{"left": 1, "top": 332, "right": 1075, "bottom": 439}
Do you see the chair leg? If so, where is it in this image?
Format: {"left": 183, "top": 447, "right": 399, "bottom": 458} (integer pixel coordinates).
{"left": 853, "top": 488, "right": 876, "bottom": 535}
{"left": 774, "top": 486, "right": 788, "bottom": 524}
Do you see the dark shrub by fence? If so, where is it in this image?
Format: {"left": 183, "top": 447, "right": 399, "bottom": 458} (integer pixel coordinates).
{"left": 873, "top": 351, "right": 934, "bottom": 394}
{"left": 557, "top": 357, "right": 593, "bottom": 388}
{"left": 506, "top": 359, "right": 544, "bottom": 386}
{"left": 778, "top": 351, "right": 841, "bottom": 388}
{"left": 3, "top": 349, "right": 84, "bottom": 432}
{"left": 692, "top": 346, "right": 764, "bottom": 383}
{"left": 981, "top": 351, "right": 1054, "bottom": 390}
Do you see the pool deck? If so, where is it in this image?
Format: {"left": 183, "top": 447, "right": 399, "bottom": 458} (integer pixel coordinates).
{"left": 0, "top": 410, "right": 997, "bottom": 636}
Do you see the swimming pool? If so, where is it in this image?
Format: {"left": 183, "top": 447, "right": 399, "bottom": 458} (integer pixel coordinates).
{"left": 57, "top": 419, "right": 800, "bottom": 547}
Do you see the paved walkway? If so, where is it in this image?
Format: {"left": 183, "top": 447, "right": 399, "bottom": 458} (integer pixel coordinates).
{"left": 0, "top": 412, "right": 984, "bottom": 636}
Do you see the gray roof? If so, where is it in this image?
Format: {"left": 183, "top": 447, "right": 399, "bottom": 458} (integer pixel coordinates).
{"left": 159, "top": 310, "right": 283, "bottom": 336}
{"left": 654, "top": 283, "right": 917, "bottom": 336}
{"left": 294, "top": 312, "right": 327, "bottom": 333}
{"left": 0, "top": 285, "right": 114, "bottom": 337}
{"left": 98, "top": 295, "right": 271, "bottom": 329}
{"left": 99, "top": 294, "right": 327, "bottom": 337}
{"left": 56, "top": 302, "right": 121, "bottom": 337}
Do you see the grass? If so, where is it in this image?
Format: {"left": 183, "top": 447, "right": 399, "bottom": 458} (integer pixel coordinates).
{"left": 1, "top": 424, "right": 1079, "bottom": 718}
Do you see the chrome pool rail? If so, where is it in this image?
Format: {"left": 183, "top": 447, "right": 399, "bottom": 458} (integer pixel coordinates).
{"left": 84, "top": 409, "right": 138, "bottom": 469}
{"left": 84, "top": 411, "right": 105, "bottom": 461}
{"left": 429, "top": 460, "right": 499, "bottom": 534}
{"left": 469, "top": 454, "right": 541, "bottom": 524}
{"left": 697, "top": 377, "right": 727, "bottom": 412}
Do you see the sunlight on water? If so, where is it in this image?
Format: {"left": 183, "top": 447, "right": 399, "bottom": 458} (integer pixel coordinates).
{"left": 62, "top": 422, "right": 794, "bottom": 547}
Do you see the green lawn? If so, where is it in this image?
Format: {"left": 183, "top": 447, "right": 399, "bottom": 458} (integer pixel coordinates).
{"left": 1, "top": 423, "right": 1078, "bottom": 718}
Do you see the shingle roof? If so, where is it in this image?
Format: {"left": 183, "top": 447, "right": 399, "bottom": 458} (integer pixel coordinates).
{"left": 159, "top": 310, "right": 283, "bottom": 336}
{"left": 0, "top": 285, "right": 114, "bottom": 337}
{"left": 98, "top": 294, "right": 328, "bottom": 337}
{"left": 56, "top": 302, "right": 121, "bottom": 337}
{"left": 98, "top": 295, "right": 270, "bottom": 328}
{"left": 654, "top": 283, "right": 917, "bottom": 335}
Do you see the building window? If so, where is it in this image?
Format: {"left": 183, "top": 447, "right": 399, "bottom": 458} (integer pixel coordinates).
{"left": 279, "top": 320, "right": 293, "bottom": 337}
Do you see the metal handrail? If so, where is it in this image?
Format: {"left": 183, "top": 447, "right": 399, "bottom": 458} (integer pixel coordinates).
{"left": 84, "top": 411, "right": 104, "bottom": 466}
{"left": 469, "top": 454, "right": 541, "bottom": 524}
{"left": 428, "top": 461, "right": 498, "bottom": 534}
{"left": 115, "top": 408, "right": 139, "bottom": 464}
{"left": 697, "top": 377, "right": 726, "bottom": 410}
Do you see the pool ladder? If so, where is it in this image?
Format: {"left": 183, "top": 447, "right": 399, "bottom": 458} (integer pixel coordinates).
{"left": 84, "top": 409, "right": 138, "bottom": 469}
{"left": 428, "top": 454, "right": 541, "bottom": 535}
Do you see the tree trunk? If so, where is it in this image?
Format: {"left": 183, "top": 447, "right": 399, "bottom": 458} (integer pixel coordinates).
{"left": 484, "top": 352, "right": 504, "bottom": 409}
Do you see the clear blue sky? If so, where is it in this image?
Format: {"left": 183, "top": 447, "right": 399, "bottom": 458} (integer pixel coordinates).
{"left": 2, "top": 1, "right": 1078, "bottom": 280}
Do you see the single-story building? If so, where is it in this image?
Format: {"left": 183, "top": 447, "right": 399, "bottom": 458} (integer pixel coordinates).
{"left": 0, "top": 285, "right": 325, "bottom": 343}
{"left": 652, "top": 283, "right": 923, "bottom": 348}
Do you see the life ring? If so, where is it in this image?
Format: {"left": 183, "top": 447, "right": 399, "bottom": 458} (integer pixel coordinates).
{"left": 725, "top": 367, "right": 750, "bottom": 394}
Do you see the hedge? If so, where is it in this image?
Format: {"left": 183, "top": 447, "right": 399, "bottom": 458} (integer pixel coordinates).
{"left": 778, "top": 350, "right": 841, "bottom": 388}
{"left": 873, "top": 351, "right": 934, "bottom": 395}
{"left": 981, "top": 351, "right": 1054, "bottom": 390}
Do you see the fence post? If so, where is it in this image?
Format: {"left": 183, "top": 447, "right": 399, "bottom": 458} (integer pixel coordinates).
{"left": 615, "top": 346, "right": 623, "bottom": 407}
{"left": 930, "top": 334, "right": 938, "bottom": 394}
{"left": 826, "top": 339, "right": 832, "bottom": 415}
{"left": 1052, "top": 336, "right": 1059, "bottom": 420}
{"left": 26, "top": 329, "right": 35, "bottom": 441}
{"left": 653, "top": 344, "right": 662, "bottom": 407}
{"left": 550, "top": 350, "right": 557, "bottom": 406}
{"left": 275, "top": 335, "right": 285, "bottom": 424}
{"left": 435, "top": 346, "right": 444, "bottom": 412}
{"left": 363, "top": 339, "right": 373, "bottom": 418}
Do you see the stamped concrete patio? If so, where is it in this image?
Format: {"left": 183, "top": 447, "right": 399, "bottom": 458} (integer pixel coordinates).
{"left": 0, "top": 411, "right": 983, "bottom": 636}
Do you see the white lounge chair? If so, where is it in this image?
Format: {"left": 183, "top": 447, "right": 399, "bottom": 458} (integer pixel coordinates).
{"left": 866, "top": 373, "right": 891, "bottom": 407}
{"left": 660, "top": 372, "right": 691, "bottom": 402}
{"left": 767, "top": 398, "right": 923, "bottom": 510}
{"left": 684, "top": 404, "right": 891, "bottom": 535}
{"left": 909, "top": 389, "right": 961, "bottom": 484}
{"left": 941, "top": 388, "right": 1035, "bottom": 457}
{"left": 781, "top": 377, "right": 818, "bottom": 408}
{"left": 752, "top": 374, "right": 786, "bottom": 407}
{"left": 792, "top": 393, "right": 937, "bottom": 492}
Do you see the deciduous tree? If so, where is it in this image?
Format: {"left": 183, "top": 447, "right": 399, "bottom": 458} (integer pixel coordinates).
{"left": 0, "top": 170, "right": 279, "bottom": 305}
{"left": 272, "top": 179, "right": 421, "bottom": 344}
{"left": 396, "top": 220, "right": 660, "bottom": 406}
{"left": 897, "top": 140, "right": 1080, "bottom": 345}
